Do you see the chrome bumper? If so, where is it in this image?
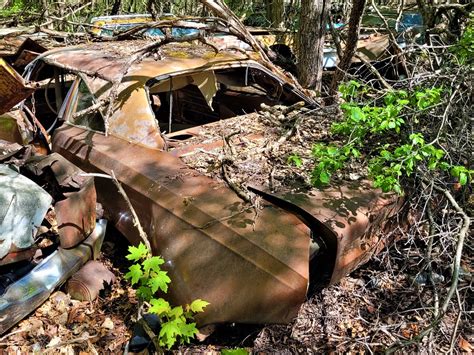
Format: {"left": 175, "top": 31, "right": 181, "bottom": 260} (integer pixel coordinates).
{"left": 0, "top": 219, "right": 107, "bottom": 334}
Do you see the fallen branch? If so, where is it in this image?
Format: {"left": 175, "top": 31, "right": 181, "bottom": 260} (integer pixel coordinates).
{"left": 197, "top": 0, "right": 310, "bottom": 96}
{"left": 110, "top": 170, "right": 152, "bottom": 252}
{"left": 221, "top": 163, "right": 252, "bottom": 203}
{"left": 221, "top": 130, "right": 252, "bottom": 203}
{"left": 72, "top": 99, "right": 109, "bottom": 119}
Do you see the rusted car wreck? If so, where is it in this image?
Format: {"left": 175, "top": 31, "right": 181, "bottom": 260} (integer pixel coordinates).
{"left": 2, "top": 21, "right": 401, "bottom": 329}
{"left": 0, "top": 147, "right": 107, "bottom": 334}
{"left": 0, "top": 57, "right": 107, "bottom": 334}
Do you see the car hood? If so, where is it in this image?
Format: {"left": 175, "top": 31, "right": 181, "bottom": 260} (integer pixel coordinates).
{"left": 52, "top": 122, "right": 401, "bottom": 326}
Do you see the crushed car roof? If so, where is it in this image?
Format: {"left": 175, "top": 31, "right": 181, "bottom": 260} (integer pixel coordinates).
{"left": 37, "top": 41, "right": 261, "bottom": 82}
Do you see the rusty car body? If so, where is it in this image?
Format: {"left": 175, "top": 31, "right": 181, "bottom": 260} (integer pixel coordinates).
{"left": 0, "top": 144, "right": 107, "bottom": 334}
{"left": 17, "top": 28, "right": 402, "bottom": 326}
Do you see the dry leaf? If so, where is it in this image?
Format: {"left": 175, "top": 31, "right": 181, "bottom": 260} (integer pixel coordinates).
{"left": 101, "top": 317, "right": 114, "bottom": 330}
{"left": 459, "top": 336, "right": 474, "bottom": 352}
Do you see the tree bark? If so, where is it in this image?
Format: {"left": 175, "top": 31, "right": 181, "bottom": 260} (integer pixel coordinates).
{"left": 297, "top": 0, "right": 329, "bottom": 90}
{"left": 329, "top": 0, "right": 366, "bottom": 98}
{"left": 111, "top": 0, "right": 121, "bottom": 15}
{"left": 266, "top": 0, "right": 284, "bottom": 28}
{"left": 2, "top": 0, "right": 13, "bottom": 9}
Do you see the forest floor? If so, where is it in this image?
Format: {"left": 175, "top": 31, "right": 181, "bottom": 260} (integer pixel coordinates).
{"left": 1, "top": 224, "right": 471, "bottom": 354}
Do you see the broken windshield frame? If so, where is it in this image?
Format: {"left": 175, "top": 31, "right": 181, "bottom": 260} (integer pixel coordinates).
{"left": 145, "top": 61, "right": 311, "bottom": 135}
{"left": 61, "top": 76, "right": 106, "bottom": 134}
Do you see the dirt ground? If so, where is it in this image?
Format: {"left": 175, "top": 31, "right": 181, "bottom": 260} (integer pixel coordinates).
{"left": 1, "top": 220, "right": 471, "bottom": 354}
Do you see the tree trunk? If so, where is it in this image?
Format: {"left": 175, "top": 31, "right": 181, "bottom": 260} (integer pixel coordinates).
{"left": 111, "top": 0, "right": 121, "bottom": 15}
{"left": 266, "top": 0, "right": 284, "bottom": 28}
{"left": 297, "top": 0, "right": 329, "bottom": 90}
{"left": 2, "top": 0, "right": 13, "bottom": 9}
{"left": 329, "top": 0, "right": 366, "bottom": 98}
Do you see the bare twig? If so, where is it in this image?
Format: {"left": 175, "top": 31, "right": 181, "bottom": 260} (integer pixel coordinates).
{"left": 426, "top": 205, "right": 440, "bottom": 318}
{"left": 329, "top": 0, "right": 367, "bottom": 98}
{"left": 354, "top": 53, "right": 393, "bottom": 90}
{"left": 40, "top": 2, "right": 92, "bottom": 28}
{"left": 137, "top": 318, "right": 162, "bottom": 352}
{"left": 434, "top": 186, "right": 470, "bottom": 314}
{"left": 448, "top": 290, "right": 463, "bottom": 354}
{"left": 370, "top": 0, "right": 409, "bottom": 76}
{"left": 110, "top": 170, "right": 152, "bottom": 252}
{"left": 387, "top": 180, "right": 471, "bottom": 353}
{"left": 80, "top": 171, "right": 151, "bottom": 251}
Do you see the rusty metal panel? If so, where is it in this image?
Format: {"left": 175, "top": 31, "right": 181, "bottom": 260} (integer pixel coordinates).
{"left": 0, "top": 110, "right": 35, "bottom": 145}
{"left": 52, "top": 125, "right": 310, "bottom": 325}
{"left": 24, "top": 153, "right": 97, "bottom": 249}
{"left": 0, "top": 248, "right": 37, "bottom": 267}
{"left": 249, "top": 183, "right": 401, "bottom": 285}
{"left": 39, "top": 43, "right": 250, "bottom": 82}
{"left": 55, "top": 177, "right": 97, "bottom": 249}
{"left": 354, "top": 34, "right": 390, "bottom": 62}
{"left": 0, "top": 58, "right": 36, "bottom": 115}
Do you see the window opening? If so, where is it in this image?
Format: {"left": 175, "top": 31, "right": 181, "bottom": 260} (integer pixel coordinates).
{"left": 148, "top": 67, "right": 301, "bottom": 134}
{"left": 68, "top": 79, "right": 105, "bottom": 132}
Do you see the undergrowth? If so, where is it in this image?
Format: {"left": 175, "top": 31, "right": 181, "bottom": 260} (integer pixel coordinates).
{"left": 125, "top": 243, "right": 209, "bottom": 349}
{"left": 304, "top": 80, "right": 472, "bottom": 194}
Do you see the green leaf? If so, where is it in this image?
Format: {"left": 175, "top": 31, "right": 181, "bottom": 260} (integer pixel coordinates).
{"left": 459, "top": 172, "right": 468, "bottom": 185}
{"left": 350, "top": 107, "right": 365, "bottom": 122}
{"left": 327, "top": 146, "right": 339, "bottom": 156}
{"left": 406, "top": 158, "right": 414, "bottom": 174}
{"left": 125, "top": 264, "right": 143, "bottom": 285}
{"left": 451, "top": 166, "right": 461, "bottom": 177}
{"left": 439, "top": 162, "right": 450, "bottom": 171}
{"left": 351, "top": 148, "right": 361, "bottom": 158}
{"left": 136, "top": 285, "right": 153, "bottom": 301}
{"left": 177, "top": 321, "right": 198, "bottom": 339}
{"left": 149, "top": 298, "right": 171, "bottom": 315}
{"left": 287, "top": 154, "right": 303, "bottom": 167}
{"left": 434, "top": 149, "right": 444, "bottom": 159}
{"left": 393, "top": 183, "right": 403, "bottom": 195}
{"left": 159, "top": 319, "right": 181, "bottom": 349}
{"left": 188, "top": 299, "right": 210, "bottom": 313}
{"left": 428, "top": 160, "right": 437, "bottom": 170}
{"left": 380, "top": 150, "right": 391, "bottom": 159}
{"left": 148, "top": 270, "right": 171, "bottom": 293}
{"left": 319, "top": 171, "right": 330, "bottom": 184}
{"left": 143, "top": 256, "right": 165, "bottom": 274}
{"left": 126, "top": 243, "right": 149, "bottom": 261}
{"left": 168, "top": 306, "right": 184, "bottom": 319}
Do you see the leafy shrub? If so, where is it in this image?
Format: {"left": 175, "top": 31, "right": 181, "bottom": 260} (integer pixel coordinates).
{"left": 125, "top": 243, "right": 209, "bottom": 349}
{"left": 309, "top": 81, "right": 472, "bottom": 193}
{"left": 452, "top": 14, "right": 474, "bottom": 65}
